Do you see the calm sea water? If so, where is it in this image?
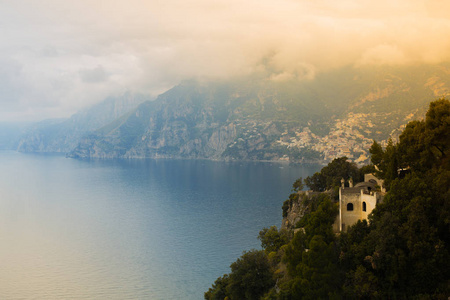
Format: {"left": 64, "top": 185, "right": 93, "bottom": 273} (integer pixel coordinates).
{"left": 0, "top": 151, "right": 320, "bottom": 299}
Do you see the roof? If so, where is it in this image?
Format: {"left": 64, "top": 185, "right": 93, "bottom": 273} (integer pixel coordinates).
{"left": 341, "top": 187, "right": 363, "bottom": 194}
{"left": 354, "top": 181, "right": 377, "bottom": 189}
{"left": 341, "top": 181, "right": 377, "bottom": 194}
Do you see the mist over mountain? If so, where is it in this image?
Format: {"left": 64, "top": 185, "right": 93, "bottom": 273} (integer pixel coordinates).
{"left": 0, "top": 122, "right": 30, "bottom": 150}
{"left": 2, "top": 0, "right": 450, "bottom": 123}
{"left": 16, "top": 93, "right": 149, "bottom": 153}
{"left": 65, "top": 63, "right": 449, "bottom": 163}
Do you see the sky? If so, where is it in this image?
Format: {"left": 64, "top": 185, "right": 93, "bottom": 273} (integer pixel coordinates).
{"left": 1, "top": 0, "right": 450, "bottom": 122}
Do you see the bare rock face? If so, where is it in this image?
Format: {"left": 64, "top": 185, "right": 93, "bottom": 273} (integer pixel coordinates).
{"left": 281, "top": 191, "right": 327, "bottom": 230}
{"left": 205, "top": 123, "right": 237, "bottom": 156}
{"left": 281, "top": 193, "right": 309, "bottom": 231}
{"left": 70, "top": 87, "right": 240, "bottom": 159}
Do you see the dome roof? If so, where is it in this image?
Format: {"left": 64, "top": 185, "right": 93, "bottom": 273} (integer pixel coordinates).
{"left": 354, "top": 181, "right": 377, "bottom": 189}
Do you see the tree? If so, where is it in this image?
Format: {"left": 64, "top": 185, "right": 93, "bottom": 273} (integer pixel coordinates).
{"left": 291, "top": 177, "right": 304, "bottom": 192}
{"left": 398, "top": 98, "right": 450, "bottom": 172}
{"left": 227, "top": 250, "right": 274, "bottom": 300}
{"left": 206, "top": 99, "right": 450, "bottom": 298}
{"left": 369, "top": 140, "right": 383, "bottom": 169}
{"left": 304, "top": 172, "right": 327, "bottom": 192}
{"left": 204, "top": 275, "right": 230, "bottom": 300}
{"left": 344, "top": 265, "right": 379, "bottom": 299}
{"left": 302, "top": 195, "right": 338, "bottom": 244}
{"left": 258, "top": 226, "right": 290, "bottom": 254}
{"left": 281, "top": 194, "right": 341, "bottom": 298}
{"left": 369, "top": 138, "right": 399, "bottom": 190}
{"left": 304, "top": 157, "right": 359, "bottom": 192}
{"left": 349, "top": 99, "right": 450, "bottom": 298}
{"left": 358, "top": 164, "right": 376, "bottom": 181}
{"left": 291, "top": 235, "right": 340, "bottom": 299}
{"left": 424, "top": 98, "right": 450, "bottom": 166}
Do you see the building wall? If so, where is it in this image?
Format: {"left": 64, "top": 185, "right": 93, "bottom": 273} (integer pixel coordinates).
{"left": 361, "top": 192, "right": 377, "bottom": 220}
{"left": 339, "top": 189, "right": 377, "bottom": 232}
{"left": 364, "top": 173, "right": 385, "bottom": 193}
{"left": 340, "top": 192, "right": 360, "bottom": 232}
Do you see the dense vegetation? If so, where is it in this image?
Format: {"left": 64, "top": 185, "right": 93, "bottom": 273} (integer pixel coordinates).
{"left": 205, "top": 99, "right": 449, "bottom": 299}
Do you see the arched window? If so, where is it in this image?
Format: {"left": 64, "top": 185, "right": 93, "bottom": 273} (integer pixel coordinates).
{"left": 347, "top": 203, "right": 353, "bottom": 211}
{"left": 362, "top": 202, "right": 367, "bottom": 212}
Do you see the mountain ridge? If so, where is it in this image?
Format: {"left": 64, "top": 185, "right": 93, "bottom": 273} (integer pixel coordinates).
{"left": 68, "top": 64, "right": 450, "bottom": 163}
{"left": 14, "top": 64, "right": 450, "bottom": 163}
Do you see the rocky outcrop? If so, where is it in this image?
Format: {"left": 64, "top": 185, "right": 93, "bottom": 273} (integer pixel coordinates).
{"left": 281, "top": 191, "right": 328, "bottom": 230}
{"left": 281, "top": 193, "right": 309, "bottom": 231}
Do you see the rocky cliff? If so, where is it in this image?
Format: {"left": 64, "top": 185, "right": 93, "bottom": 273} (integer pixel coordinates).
{"left": 68, "top": 79, "right": 323, "bottom": 160}
{"left": 15, "top": 64, "right": 450, "bottom": 162}
{"left": 69, "top": 64, "right": 450, "bottom": 162}
{"left": 16, "top": 92, "right": 148, "bottom": 153}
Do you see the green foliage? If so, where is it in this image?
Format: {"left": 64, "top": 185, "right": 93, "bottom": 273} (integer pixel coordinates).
{"left": 258, "top": 226, "right": 290, "bottom": 254}
{"left": 227, "top": 250, "right": 275, "bottom": 300}
{"left": 370, "top": 98, "right": 450, "bottom": 190}
{"left": 281, "top": 194, "right": 341, "bottom": 299}
{"left": 304, "top": 157, "right": 360, "bottom": 198}
{"left": 369, "top": 140, "right": 383, "bottom": 167}
{"left": 282, "top": 192, "right": 299, "bottom": 218}
{"left": 204, "top": 275, "right": 230, "bottom": 300}
{"left": 205, "top": 250, "right": 274, "bottom": 300}
{"left": 358, "top": 164, "right": 377, "bottom": 182}
{"left": 343, "top": 265, "right": 379, "bottom": 299}
{"left": 206, "top": 98, "right": 450, "bottom": 300}
{"left": 368, "top": 138, "right": 400, "bottom": 190}
{"left": 364, "top": 172, "right": 450, "bottom": 297}
{"left": 291, "top": 177, "right": 304, "bottom": 192}
{"left": 303, "top": 196, "right": 338, "bottom": 244}
{"left": 398, "top": 98, "right": 450, "bottom": 172}
{"left": 286, "top": 147, "right": 323, "bottom": 161}
{"left": 348, "top": 99, "right": 450, "bottom": 298}
{"left": 304, "top": 172, "right": 327, "bottom": 192}
{"left": 290, "top": 235, "right": 341, "bottom": 300}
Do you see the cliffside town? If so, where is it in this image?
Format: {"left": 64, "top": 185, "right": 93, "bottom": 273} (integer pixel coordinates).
{"left": 276, "top": 110, "right": 416, "bottom": 164}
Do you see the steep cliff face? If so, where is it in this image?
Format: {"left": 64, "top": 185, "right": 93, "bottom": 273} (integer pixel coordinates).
{"left": 70, "top": 84, "right": 242, "bottom": 159}
{"left": 17, "top": 64, "right": 450, "bottom": 161}
{"left": 69, "top": 79, "right": 324, "bottom": 159}
{"left": 68, "top": 64, "right": 450, "bottom": 161}
{"left": 281, "top": 191, "right": 332, "bottom": 230}
{"left": 16, "top": 93, "right": 147, "bottom": 153}
{"left": 281, "top": 193, "right": 309, "bottom": 230}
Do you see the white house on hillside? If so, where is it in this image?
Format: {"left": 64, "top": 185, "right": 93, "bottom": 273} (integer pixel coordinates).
{"left": 333, "top": 174, "right": 384, "bottom": 233}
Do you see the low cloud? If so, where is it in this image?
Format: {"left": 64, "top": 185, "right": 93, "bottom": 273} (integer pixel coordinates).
{"left": 0, "top": 0, "right": 450, "bottom": 121}
{"left": 357, "top": 45, "right": 409, "bottom": 66}
{"left": 79, "top": 65, "right": 109, "bottom": 83}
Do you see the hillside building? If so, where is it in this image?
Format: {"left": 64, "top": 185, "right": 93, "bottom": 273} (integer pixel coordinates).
{"left": 333, "top": 174, "right": 384, "bottom": 232}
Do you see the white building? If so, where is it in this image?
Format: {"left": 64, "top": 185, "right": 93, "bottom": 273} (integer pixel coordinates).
{"left": 334, "top": 174, "right": 384, "bottom": 232}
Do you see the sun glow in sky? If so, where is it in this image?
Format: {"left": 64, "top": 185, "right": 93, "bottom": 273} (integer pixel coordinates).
{"left": 1, "top": 0, "right": 450, "bottom": 121}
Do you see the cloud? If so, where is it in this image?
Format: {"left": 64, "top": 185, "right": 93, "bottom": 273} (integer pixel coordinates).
{"left": 0, "top": 59, "right": 24, "bottom": 107}
{"left": 0, "top": 0, "right": 450, "bottom": 121}
{"left": 79, "top": 65, "right": 109, "bottom": 83}
{"left": 357, "top": 45, "right": 409, "bottom": 66}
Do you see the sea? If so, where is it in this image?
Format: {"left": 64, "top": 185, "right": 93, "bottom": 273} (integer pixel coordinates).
{"left": 0, "top": 151, "right": 320, "bottom": 299}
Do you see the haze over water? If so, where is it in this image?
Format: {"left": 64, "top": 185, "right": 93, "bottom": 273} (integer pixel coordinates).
{"left": 0, "top": 151, "right": 320, "bottom": 299}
